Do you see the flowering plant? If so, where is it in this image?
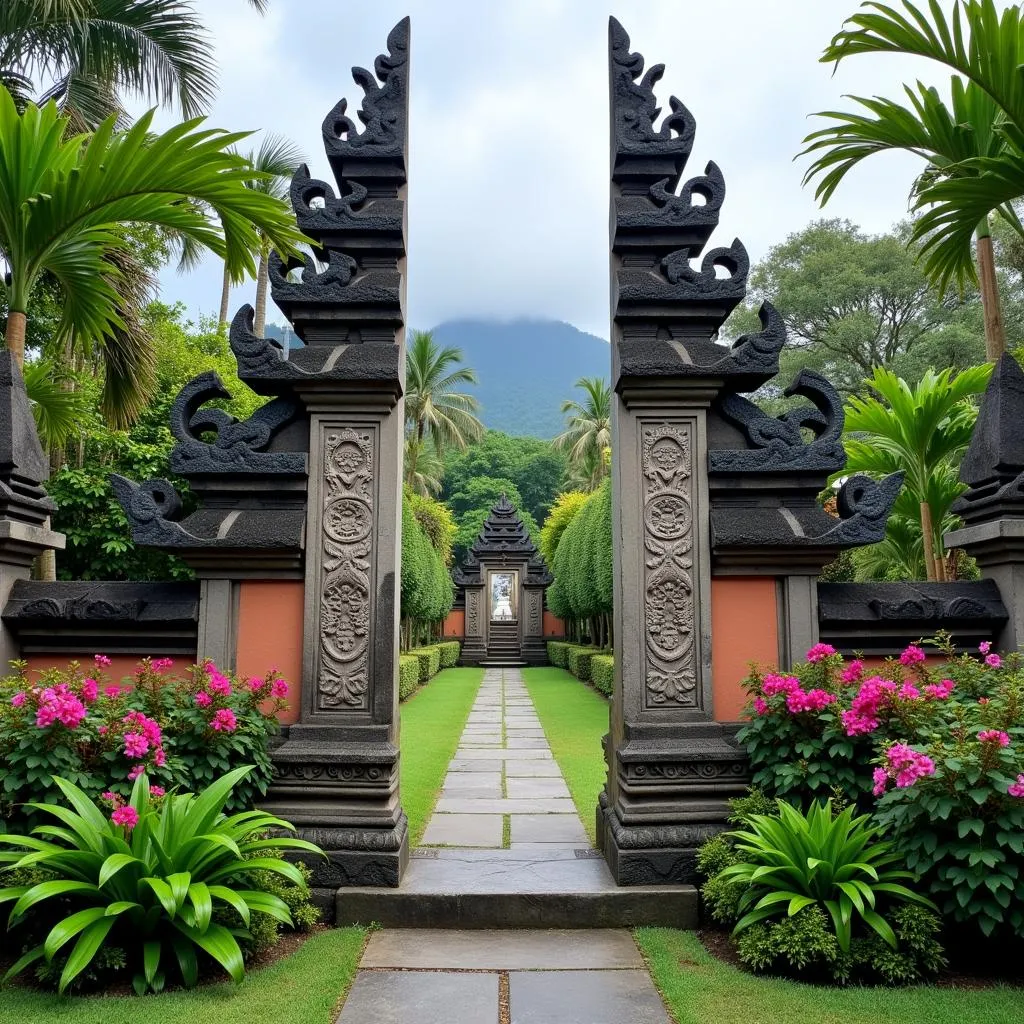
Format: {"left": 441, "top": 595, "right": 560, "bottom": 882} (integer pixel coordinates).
{"left": 735, "top": 635, "right": 1024, "bottom": 939}
{"left": 0, "top": 657, "right": 291, "bottom": 831}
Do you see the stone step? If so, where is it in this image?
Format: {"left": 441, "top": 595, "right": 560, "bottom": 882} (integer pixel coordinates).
{"left": 333, "top": 849, "right": 698, "bottom": 930}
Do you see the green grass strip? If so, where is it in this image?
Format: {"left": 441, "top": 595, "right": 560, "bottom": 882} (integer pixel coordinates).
{"left": 0, "top": 927, "right": 367, "bottom": 1024}
{"left": 635, "top": 928, "right": 1022, "bottom": 1024}
{"left": 522, "top": 667, "right": 609, "bottom": 845}
{"left": 400, "top": 666, "right": 485, "bottom": 845}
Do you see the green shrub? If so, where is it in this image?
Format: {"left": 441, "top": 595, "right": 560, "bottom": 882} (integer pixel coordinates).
{"left": 438, "top": 641, "right": 461, "bottom": 668}
{"left": 566, "top": 645, "right": 602, "bottom": 682}
{"left": 737, "top": 905, "right": 840, "bottom": 977}
{"left": 240, "top": 857, "right": 320, "bottom": 960}
{"left": 398, "top": 656, "right": 420, "bottom": 701}
{"left": 590, "top": 654, "right": 614, "bottom": 696}
{"left": 547, "top": 641, "right": 570, "bottom": 668}
{"left": 0, "top": 766, "right": 321, "bottom": 994}
{"left": 409, "top": 646, "right": 441, "bottom": 682}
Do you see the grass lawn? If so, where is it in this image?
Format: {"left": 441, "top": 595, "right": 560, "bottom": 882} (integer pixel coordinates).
{"left": 0, "top": 927, "right": 367, "bottom": 1024}
{"left": 400, "top": 666, "right": 484, "bottom": 844}
{"left": 636, "top": 928, "right": 1021, "bottom": 1024}
{"left": 522, "top": 667, "right": 609, "bottom": 844}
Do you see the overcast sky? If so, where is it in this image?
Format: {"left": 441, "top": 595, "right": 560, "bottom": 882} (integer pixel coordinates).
{"left": 151, "top": 0, "right": 940, "bottom": 339}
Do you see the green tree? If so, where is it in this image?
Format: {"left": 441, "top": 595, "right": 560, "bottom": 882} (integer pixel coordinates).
{"left": 404, "top": 436, "right": 444, "bottom": 497}
{"left": 0, "top": 0, "right": 270, "bottom": 128}
{"left": 399, "top": 488, "right": 454, "bottom": 649}
{"left": 818, "top": 0, "right": 1024, "bottom": 338}
{"left": 841, "top": 363, "right": 992, "bottom": 581}
{"left": 448, "top": 477, "right": 538, "bottom": 566}
{"left": 538, "top": 490, "right": 589, "bottom": 567}
{"left": 404, "top": 329, "right": 483, "bottom": 486}
{"left": 554, "top": 376, "right": 611, "bottom": 491}
{"left": 0, "top": 90, "right": 304, "bottom": 424}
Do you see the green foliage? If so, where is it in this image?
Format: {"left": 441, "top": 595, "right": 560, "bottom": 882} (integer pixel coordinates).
{"left": 538, "top": 490, "right": 589, "bottom": 567}
{"left": 409, "top": 646, "right": 442, "bottom": 684}
{"left": 565, "top": 646, "right": 603, "bottom": 683}
{"left": 736, "top": 906, "right": 842, "bottom": 978}
{"left": 554, "top": 377, "right": 611, "bottom": 491}
{"left": 400, "top": 490, "right": 454, "bottom": 638}
{"left": 407, "top": 490, "right": 456, "bottom": 566}
{"left": 0, "top": 766, "right": 321, "bottom": 994}
{"left": 449, "top": 478, "right": 539, "bottom": 564}
{"left": 590, "top": 654, "right": 614, "bottom": 696}
{"left": 239, "top": 858, "right": 320, "bottom": 961}
{"left": 437, "top": 642, "right": 461, "bottom": 669}
{"left": 442, "top": 430, "right": 567, "bottom": 526}
{"left": 546, "top": 641, "right": 570, "bottom": 668}
{"left": 0, "top": 658, "right": 288, "bottom": 832}
{"left": 548, "top": 480, "right": 613, "bottom": 628}
{"left": 398, "top": 656, "right": 420, "bottom": 702}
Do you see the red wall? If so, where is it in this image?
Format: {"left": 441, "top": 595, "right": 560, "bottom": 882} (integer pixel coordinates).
{"left": 442, "top": 609, "right": 464, "bottom": 638}
{"left": 543, "top": 612, "right": 565, "bottom": 638}
{"left": 24, "top": 653, "right": 184, "bottom": 686}
{"left": 711, "top": 577, "right": 779, "bottom": 722}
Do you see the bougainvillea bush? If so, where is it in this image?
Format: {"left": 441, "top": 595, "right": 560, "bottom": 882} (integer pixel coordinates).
{"left": 0, "top": 657, "right": 290, "bottom": 830}
{"left": 736, "top": 638, "right": 1024, "bottom": 940}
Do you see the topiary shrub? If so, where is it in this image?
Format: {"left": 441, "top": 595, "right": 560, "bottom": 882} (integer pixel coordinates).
{"left": 590, "top": 654, "right": 614, "bottom": 696}
{"left": 438, "top": 641, "right": 461, "bottom": 668}
{"left": 547, "top": 641, "right": 570, "bottom": 668}
{"left": 566, "top": 645, "right": 602, "bottom": 682}
{"left": 398, "top": 656, "right": 420, "bottom": 701}
{"left": 408, "top": 646, "right": 441, "bottom": 683}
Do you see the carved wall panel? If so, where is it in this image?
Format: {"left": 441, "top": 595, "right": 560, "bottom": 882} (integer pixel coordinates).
{"left": 316, "top": 426, "right": 374, "bottom": 711}
{"left": 527, "top": 589, "right": 542, "bottom": 636}
{"left": 466, "top": 589, "right": 482, "bottom": 636}
{"left": 641, "top": 423, "right": 698, "bottom": 708}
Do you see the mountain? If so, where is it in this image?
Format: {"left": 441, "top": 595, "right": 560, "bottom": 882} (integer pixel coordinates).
{"left": 430, "top": 318, "right": 610, "bottom": 439}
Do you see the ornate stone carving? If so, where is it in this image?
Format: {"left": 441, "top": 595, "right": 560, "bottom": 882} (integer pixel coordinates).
{"left": 466, "top": 589, "right": 482, "bottom": 636}
{"left": 527, "top": 590, "right": 542, "bottom": 635}
{"left": 273, "top": 763, "right": 391, "bottom": 786}
{"left": 625, "top": 760, "right": 748, "bottom": 784}
{"left": 316, "top": 428, "right": 374, "bottom": 710}
{"left": 641, "top": 424, "right": 698, "bottom": 708}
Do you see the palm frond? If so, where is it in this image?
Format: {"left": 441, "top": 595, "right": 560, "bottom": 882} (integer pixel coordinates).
{"left": 21, "top": 357, "right": 90, "bottom": 449}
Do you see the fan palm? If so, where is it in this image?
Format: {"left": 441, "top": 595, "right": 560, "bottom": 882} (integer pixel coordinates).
{"left": 554, "top": 377, "right": 611, "bottom": 491}
{"left": 220, "top": 134, "right": 305, "bottom": 335}
{"left": 802, "top": 75, "right": 1009, "bottom": 359}
{"left": 404, "top": 330, "right": 483, "bottom": 482}
{"left": 0, "top": 88, "right": 306, "bottom": 424}
{"left": 817, "top": 1, "right": 1024, "bottom": 342}
{"left": 0, "top": 0, "right": 271, "bottom": 129}
{"left": 840, "top": 363, "right": 991, "bottom": 580}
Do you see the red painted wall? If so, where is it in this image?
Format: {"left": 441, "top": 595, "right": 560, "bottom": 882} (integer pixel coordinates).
{"left": 442, "top": 609, "right": 465, "bottom": 638}
{"left": 711, "top": 577, "right": 779, "bottom": 722}
{"left": 235, "top": 580, "right": 305, "bottom": 725}
{"left": 24, "top": 653, "right": 185, "bottom": 687}
{"left": 543, "top": 612, "right": 565, "bottom": 638}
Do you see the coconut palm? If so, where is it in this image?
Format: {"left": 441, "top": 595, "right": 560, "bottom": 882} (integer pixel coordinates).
{"left": 403, "top": 436, "right": 444, "bottom": 497}
{"left": 801, "top": 76, "right": 1009, "bottom": 359}
{"left": 0, "top": 0, "right": 271, "bottom": 128}
{"left": 404, "top": 330, "right": 483, "bottom": 483}
{"left": 841, "top": 363, "right": 992, "bottom": 581}
{"left": 554, "top": 377, "right": 611, "bottom": 491}
{"left": 0, "top": 88, "right": 305, "bottom": 424}
{"left": 816, "top": 0, "right": 1024, "bottom": 350}
{"left": 220, "top": 134, "right": 305, "bottom": 335}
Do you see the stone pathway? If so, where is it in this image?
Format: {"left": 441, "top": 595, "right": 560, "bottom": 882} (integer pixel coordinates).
{"left": 336, "top": 669, "right": 671, "bottom": 1024}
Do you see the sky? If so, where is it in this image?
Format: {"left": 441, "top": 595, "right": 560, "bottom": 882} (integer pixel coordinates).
{"left": 150, "top": 0, "right": 940, "bottom": 340}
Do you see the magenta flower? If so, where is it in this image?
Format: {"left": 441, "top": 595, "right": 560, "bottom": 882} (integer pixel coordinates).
{"left": 211, "top": 708, "right": 237, "bottom": 733}
{"left": 247, "top": 676, "right": 264, "bottom": 693}
{"left": 10, "top": 691, "right": 25, "bottom": 707}
{"left": 195, "top": 691, "right": 212, "bottom": 707}
{"left": 100, "top": 791, "right": 120, "bottom": 805}
{"left": 979, "top": 641, "right": 992, "bottom": 655}
{"left": 840, "top": 659, "right": 864, "bottom": 684}
{"left": 985, "top": 653, "right": 1002, "bottom": 668}
{"left": 924, "top": 679, "right": 955, "bottom": 700}
{"left": 899, "top": 645, "right": 926, "bottom": 666}
{"left": 753, "top": 696, "right": 769, "bottom": 716}
{"left": 1009, "top": 775, "right": 1024, "bottom": 798}
{"left": 94, "top": 654, "right": 112, "bottom": 668}
{"left": 127, "top": 764, "right": 145, "bottom": 781}
{"left": 872, "top": 767, "right": 889, "bottom": 797}
{"left": 97, "top": 725, "right": 108, "bottom": 735}
{"left": 207, "top": 673, "right": 232, "bottom": 696}
{"left": 154, "top": 748, "right": 166, "bottom": 767}
{"left": 81, "top": 678, "right": 98, "bottom": 703}
{"left": 151, "top": 658, "right": 174, "bottom": 673}
{"left": 149, "top": 786, "right": 166, "bottom": 798}
{"left": 123, "top": 732, "right": 149, "bottom": 759}
{"left": 978, "top": 729, "right": 1011, "bottom": 747}
{"left": 879, "top": 742, "right": 935, "bottom": 792}
{"left": 104, "top": 685, "right": 121, "bottom": 699}
{"left": 898, "top": 682, "right": 920, "bottom": 701}
{"left": 34, "top": 685, "right": 86, "bottom": 729}
{"left": 762, "top": 674, "right": 800, "bottom": 697}
{"left": 111, "top": 805, "right": 139, "bottom": 830}
{"left": 270, "top": 678, "right": 289, "bottom": 699}
{"left": 805, "top": 643, "right": 837, "bottom": 663}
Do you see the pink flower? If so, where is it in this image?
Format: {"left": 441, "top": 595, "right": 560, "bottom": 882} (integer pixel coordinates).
{"left": 211, "top": 708, "right": 237, "bottom": 733}
{"left": 872, "top": 767, "right": 889, "bottom": 797}
{"left": 806, "top": 643, "right": 837, "bottom": 663}
{"left": 878, "top": 742, "right": 936, "bottom": 792}
{"left": 841, "top": 676, "right": 896, "bottom": 736}
{"left": 149, "top": 786, "right": 165, "bottom": 798}
{"left": 786, "top": 687, "right": 837, "bottom": 713}
{"left": 270, "top": 678, "right": 288, "bottom": 698}
{"left": 97, "top": 725, "right": 108, "bottom": 735}
{"left": 94, "top": 654, "right": 112, "bottom": 668}
{"left": 898, "top": 683, "right": 920, "bottom": 701}
{"left": 122, "top": 711, "right": 162, "bottom": 747}
{"left": 985, "top": 653, "right": 1002, "bottom": 668}
{"left": 979, "top": 697, "right": 990, "bottom": 705}
{"left": 1008, "top": 775, "right": 1024, "bottom": 798}
{"left": 978, "top": 730, "right": 1011, "bottom": 747}
{"left": 762, "top": 674, "right": 801, "bottom": 697}
{"left": 111, "top": 805, "right": 139, "bottom": 830}
{"left": 127, "top": 764, "right": 145, "bottom": 781}
{"left": 123, "top": 732, "right": 149, "bottom": 759}
{"left": 100, "top": 791, "right": 120, "bottom": 805}
{"left": 840, "top": 660, "right": 864, "bottom": 684}
{"left": 979, "top": 641, "right": 992, "bottom": 655}
{"left": 154, "top": 748, "right": 166, "bottom": 767}
{"left": 195, "top": 691, "right": 212, "bottom": 707}
{"left": 924, "top": 679, "right": 955, "bottom": 700}
{"left": 10, "top": 691, "right": 25, "bottom": 707}
{"left": 104, "top": 685, "right": 121, "bottom": 699}
{"left": 247, "top": 676, "right": 264, "bottom": 693}
{"left": 34, "top": 685, "right": 86, "bottom": 729}
{"left": 753, "top": 696, "right": 769, "bottom": 716}
{"left": 81, "top": 678, "right": 98, "bottom": 703}
{"left": 152, "top": 658, "right": 174, "bottom": 673}
{"left": 207, "top": 673, "right": 232, "bottom": 696}
{"left": 899, "top": 645, "right": 926, "bottom": 666}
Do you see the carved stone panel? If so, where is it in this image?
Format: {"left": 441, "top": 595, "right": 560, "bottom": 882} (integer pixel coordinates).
{"left": 526, "top": 589, "right": 542, "bottom": 637}
{"left": 315, "top": 426, "right": 375, "bottom": 711}
{"left": 466, "top": 589, "right": 482, "bottom": 637}
{"left": 641, "top": 423, "right": 698, "bottom": 709}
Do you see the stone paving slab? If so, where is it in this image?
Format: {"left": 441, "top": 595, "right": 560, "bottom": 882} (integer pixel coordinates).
{"left": 420, "top": 813, "right": 502, "bottom": 848}
{"left": 449, "top": 758, "right": 503, "bottom": 772}
{"left": 510, "top": 813, "right": 589, "bottom": 844}
{"left": 436, "top": 797, "right": 577, "bottom": 815}
{"left": 336, "top": 970, "right": 497, "bottom": 1024}
{"left": 442, "top": 770, "right": 502, "bottom": 790}
{"left": 439, "top": 782, "right": 503, "bottom": 800}
{"left": 504, "top": 759, "right": 562, "bottom": 777}
{"left": 454, "top": 748, "right": 552, "bottom": 760}
{"left": 506, "top": 737, "right": 549, "bottom": 748}
{"left": 360, "top": 928, "right": 644, "bottom": 970}
{"left": 505, "top": 777, "right": 571, "bottom": 799}
{"left": 509, "top": 970, "right": 670, "bottom": 1024}
{"left": 395, "top": 850, "right": 618, "bottom": 893}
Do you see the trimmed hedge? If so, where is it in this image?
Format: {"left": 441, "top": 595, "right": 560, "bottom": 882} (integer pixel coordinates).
{"left": 410, "top": 645, "right": 442, "bottom": 683}
{"left": 399, "top": 655, "right": 420, "bottom": 701}
{"left": 547, "top": 641, "right": 570, "bottom": 668}
{"left": 590, "top": 654, "right": 614, "bottom": 696}
{"left": 438, "top": 641, "right": 461, "bottom": 668}
{"left": 566, "top": 645, "right": 602, "bottom": 682}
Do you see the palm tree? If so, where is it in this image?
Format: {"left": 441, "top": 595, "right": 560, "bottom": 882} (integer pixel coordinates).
{"left": 554, "top": 377, "right": 611, "bottom": 491}
{"left": 404, "top": 330, "right": 483, "bottom": 483}
{"left": 221, "top": 134, "right": 305, "bottom": 335}
{"left": 403, "top": 436, "right": 444, "bottom": 497}
{"left": 0, "top": 0, "right": 271, "bottom": 128}
{"left": 816, "top": 0, "right": 1024, "bottom": 355}
{"left": 801, "top": 76, "right": 1009, "bottom": 359}
{"left": 0, "top": 89, "right": 305, "bottom": 425}
{"left": 841, "top": 363, "right": 992, "bottom": 581}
